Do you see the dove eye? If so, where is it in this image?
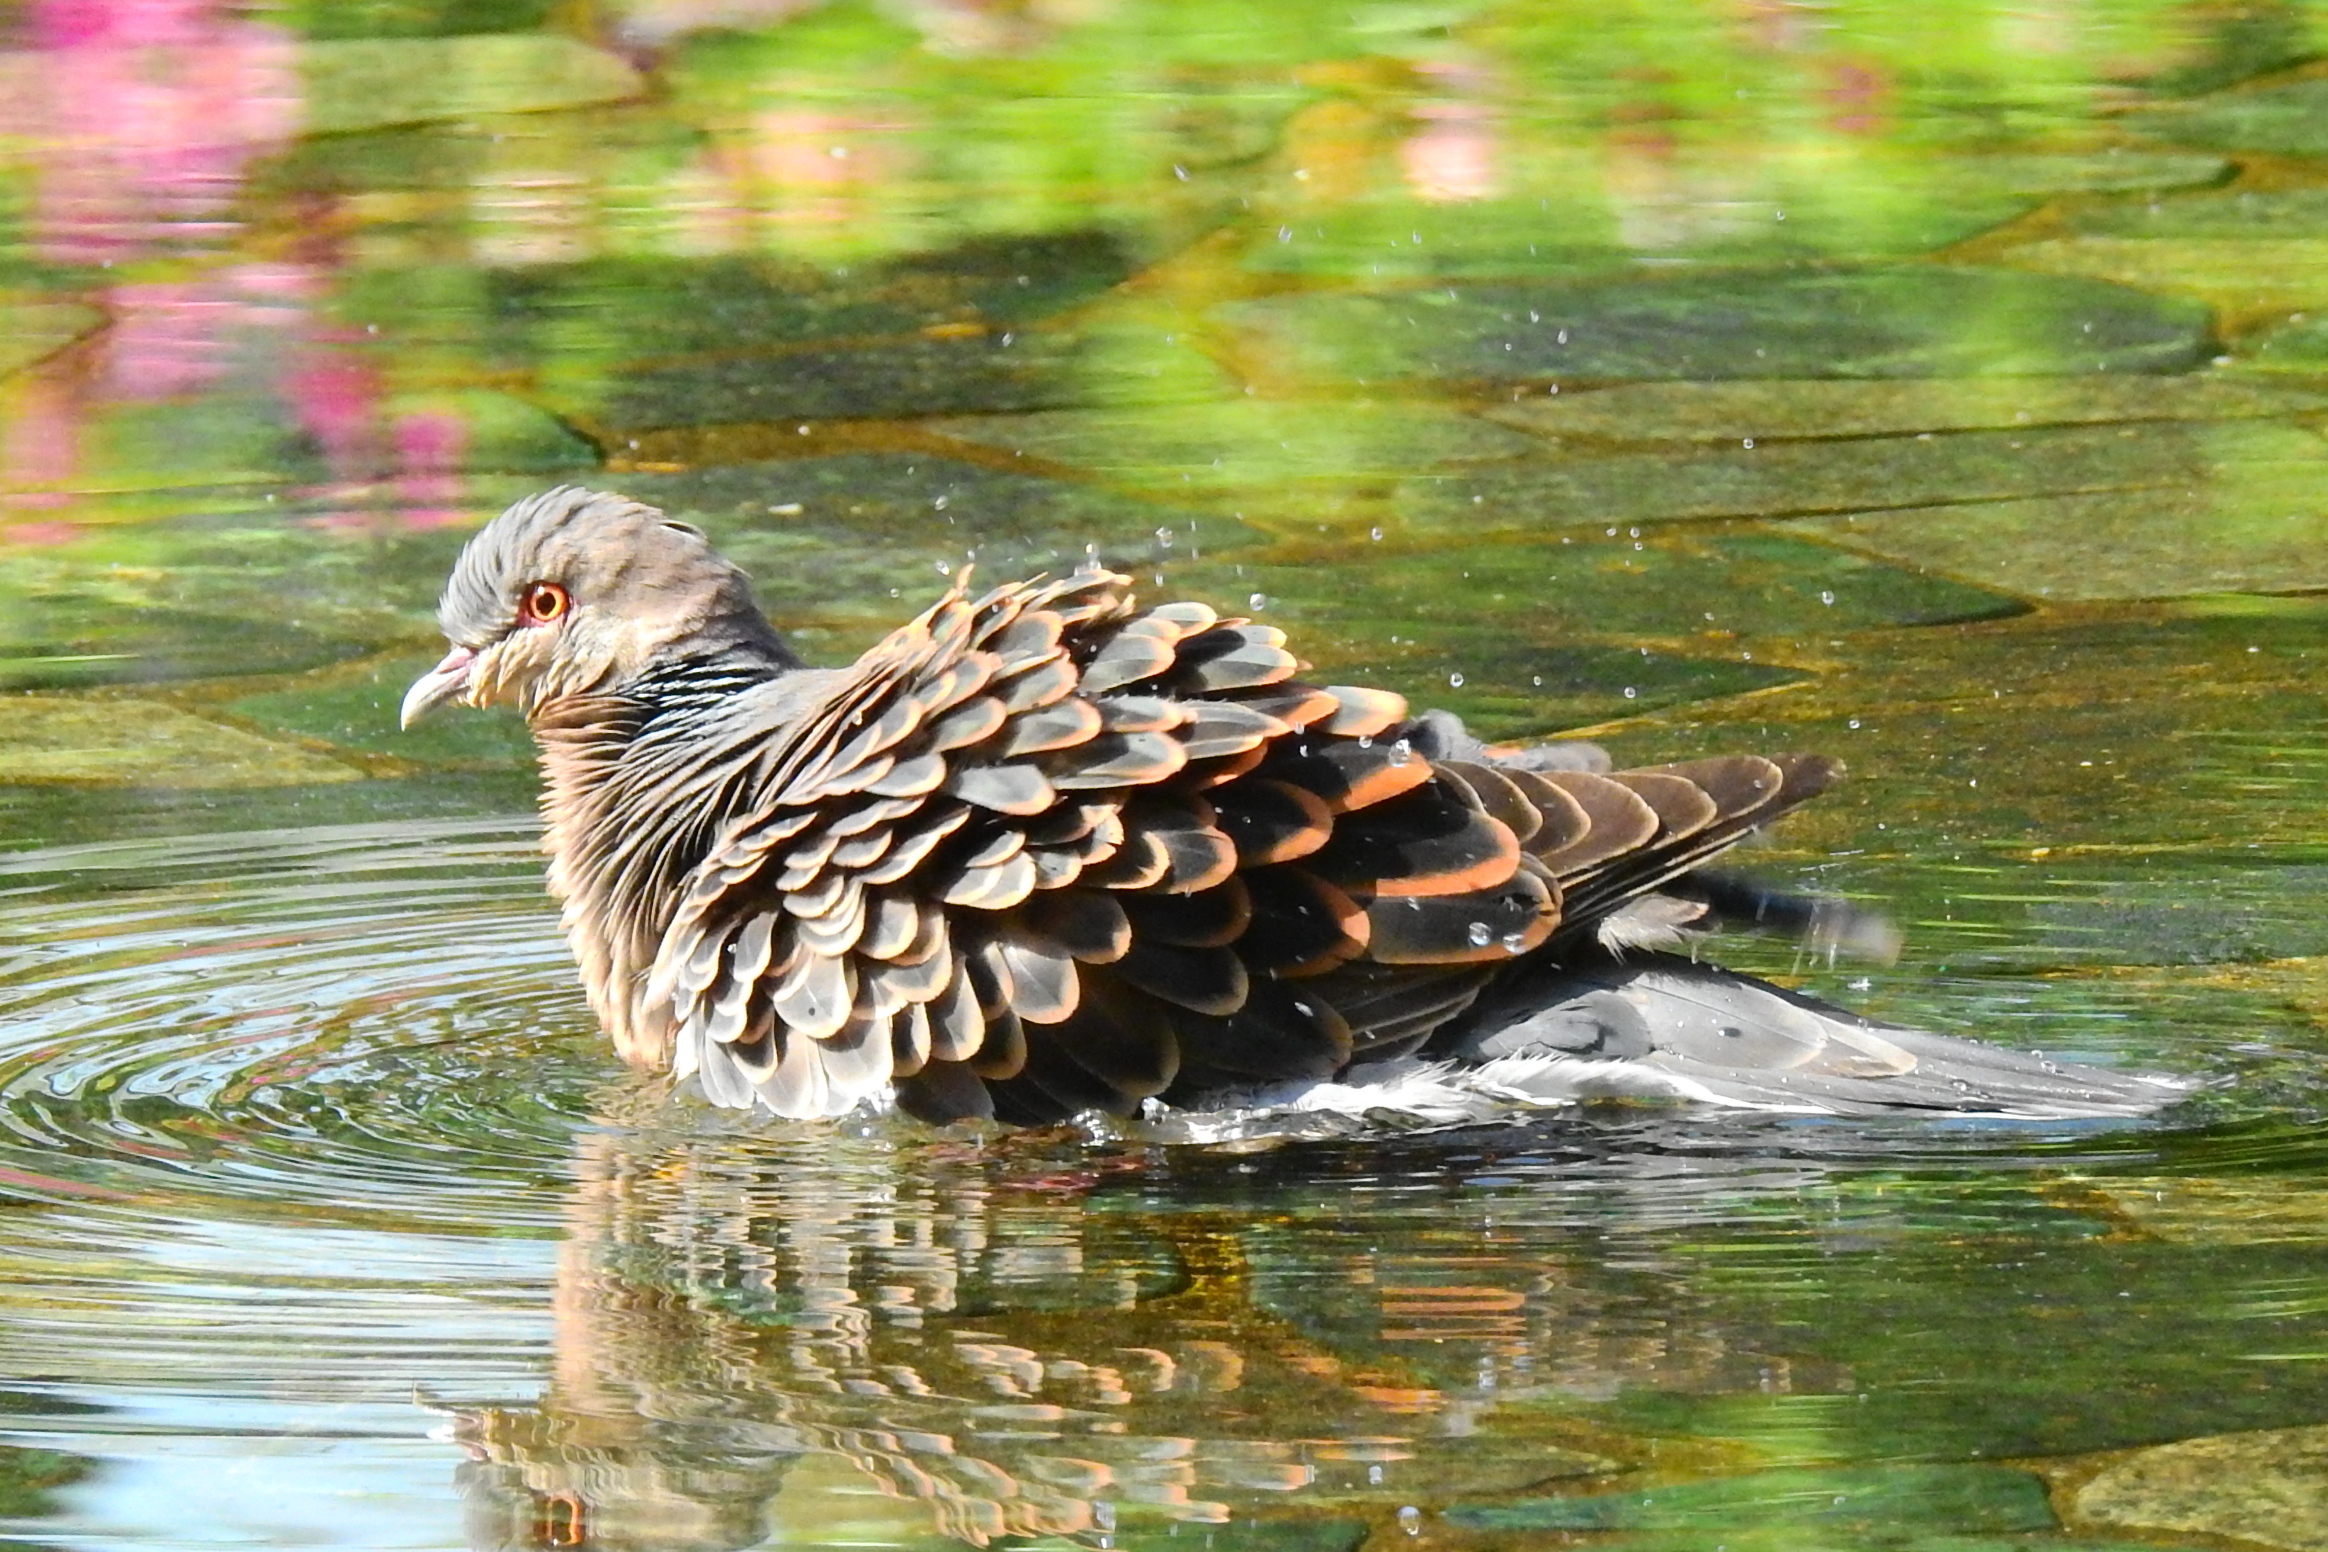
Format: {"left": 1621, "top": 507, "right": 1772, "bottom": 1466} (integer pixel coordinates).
{"left": 518, "top": 581, "right": 570, "bottom": 626}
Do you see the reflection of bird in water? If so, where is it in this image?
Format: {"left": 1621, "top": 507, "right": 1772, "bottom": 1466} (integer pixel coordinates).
{"left": 402, "top": 488, "right": 2183, "bottom": 1129}
{"left": 445, "top": 1117, "right": 1861, "bottom": 1551}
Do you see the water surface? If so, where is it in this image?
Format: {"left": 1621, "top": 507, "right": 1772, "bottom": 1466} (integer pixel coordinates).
{"left": 6, "top": 3, "right": 2328, "bottom": 1548}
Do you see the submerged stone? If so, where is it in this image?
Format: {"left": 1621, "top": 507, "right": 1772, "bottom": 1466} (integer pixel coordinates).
{"left": 2235, "top": 313, "right": 2328, "bottom": 373}
{"left": 592, "top": 330, "right": 1090, "bottom": 431}
{"left": 300, "top": 34, "right": 642, "bottom": 135}
{"left": 376, "top": 390, "right": 597, "bottom": 476}
{"left": 0, "top": 503, "right": 509, "bottom": 670}
{"left": 1405, "top": 420, "right": 2259, "bottom": 534}
{"left": 510, "top": 235, "right": 1150, "bottom": 436}
{"left": 0, "top": 298, "right": 103, "bottom": 379}
{"left": 1194, "top": 529, "right": 2015, "bottom": 652}
{"left": 1786, "top": 436, "right": 2328, "bottom": 600}
{"left": 614, "top": 453, "right": 1263, "bottom": 625}
{"left": 2076, "top": 1425, "right": 2328, "bottom": 1551}
{"left": 0, "top": 697, "right": 365, "bottom": 786}
{"left": 1941, "top": 149, "right": 2230, "bottom": 195}
{"left": 2070, "top": 187, "right": 2328, "bottom": 238}
{"left": 1396, "top": 638, "right": 1799, "bottom": 739}
{"left": 1484, "top": 376, "right": 2324, "bottom": 446}
{"left": 1242, "top": 149, "right": 2221, "bottom": 285}
{"left": 929, "top": 401, "right": 1541, "bottom": 493}
{"left": 2067, "top": 1175, "right": 2328, "bottom": 1247}
{"left": 1599, "top": 598, "right": 2328, "bottom": 854}
{"left": 2136, "top": 78, "right": 2328, "bottom": 159}
{"left": 1159, "top": 599, "right": 1798, "bottom": 739}
{"left": 2002, "top": 237, "right": 2328, "bottom": 316}
{"left": 1445, "top": 1463, "right": 2056, "bottom": 1532}
{"left": 231, "top": 656, "right": 536, "bottom": 768}
{"left": 0, "top": 599, "right": 371, "bottom": 692}
{"left": 1239, "top": 183, "right": 2028, "bottom": 280}
{"left": 492, "top": 234, "right": 1137, "bottom": 357}
{"left": 1228, "top": 267, "right": 2216, "bottom": 386}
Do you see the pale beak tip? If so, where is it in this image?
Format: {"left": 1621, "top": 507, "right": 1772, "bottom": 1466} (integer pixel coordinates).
{"left": 400, "top": 646, "right": 479, "bottom": 729}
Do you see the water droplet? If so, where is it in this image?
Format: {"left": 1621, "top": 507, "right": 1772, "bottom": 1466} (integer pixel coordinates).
{"left": 1370, "top": 526, "right": 1384, "bottom": 541}
{"left": 1847, "top": 717, "right": 1861, "bottom": 729}
{"left": 935, "top": 561, "right": 952, "bottom": 575}
{"left": 1743, "top": 437, "right": 1755, "bottom": 448}
{"left": 1623, "top": 687, "right": 1637, "bottom": 699}
{"left": 1389, "top": 738, "right": 1412, "bottom": 767}
{"left": 1467, "top": 921, "right": 1494, "bottom": 947}
{"left": 1397, "top": 1506, "right": 1421, "bottom": 1536}
{"left": 1530, "top": 674, "right": 1543, "bottom": 687}
{"left": 1248, "top": 592, "right": 1270, "bottom": 610}
{"left": 1357, "top": 734, "right": 1373, "bottom": 748}
{"left": 932, "top": 495, "right": 949, "bottom": 511}
{"left": 1820, "top": 589, "right": 1835, "bottom": 605}
{"left": 1448, "top": 671, "right": 1465, "bottom": 688}
{"left": 1501, "top": 930, "right": 1528, "bottom": 953}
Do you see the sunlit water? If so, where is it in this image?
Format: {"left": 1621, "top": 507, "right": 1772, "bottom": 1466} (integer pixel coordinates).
{"left": 2, "top": 821, "right": 2326, "bottom": 1549}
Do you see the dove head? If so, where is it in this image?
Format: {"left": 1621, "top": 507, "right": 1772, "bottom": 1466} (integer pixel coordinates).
{"left": 400, "top": 486, "right": 793, "bottom": 727}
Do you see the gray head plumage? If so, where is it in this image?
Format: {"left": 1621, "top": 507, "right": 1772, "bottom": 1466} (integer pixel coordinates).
{"left": 402, "top": 485, "right": 794, "bottom": 727}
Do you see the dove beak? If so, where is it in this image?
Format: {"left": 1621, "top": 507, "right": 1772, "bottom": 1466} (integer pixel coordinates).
{"left": 400, "top": 645, "right": 479, "bottom": 728}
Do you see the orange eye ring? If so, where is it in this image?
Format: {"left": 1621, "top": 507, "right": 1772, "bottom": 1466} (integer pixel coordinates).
{"left": 518, "top": 581, "right": 570, "bottom": 626}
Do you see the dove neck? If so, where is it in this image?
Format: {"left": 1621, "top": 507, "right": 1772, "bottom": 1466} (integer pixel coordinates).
{"left": 625, "top": 616, "right": 803, "bottom": 716}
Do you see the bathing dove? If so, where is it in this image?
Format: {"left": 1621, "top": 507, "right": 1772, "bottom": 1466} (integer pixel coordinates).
{"left": 402, "top": 487, "right": 2184, "bottom": 1126}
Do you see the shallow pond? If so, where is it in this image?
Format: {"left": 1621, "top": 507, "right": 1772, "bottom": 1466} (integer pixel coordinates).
{"left": 7, "top": 3, "right": 2328, "bottom": 1549}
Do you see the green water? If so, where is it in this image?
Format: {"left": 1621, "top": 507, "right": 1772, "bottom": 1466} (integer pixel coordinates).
{"left": 6, "top": 2, "right": 2328, "bottom": 1548}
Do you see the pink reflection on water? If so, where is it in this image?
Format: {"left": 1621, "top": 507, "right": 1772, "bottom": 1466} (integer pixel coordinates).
{"left": 12, "top": 0, "right": 301, "bottom": 264}
{"left": 1825, "top": 57, "right": 1893, "bottom": 137}
{"left": 0, "top": 4, "right": 489, "bottom": 532}
{"left": 393, "top": 410, "right": 471, "bottom": 529}
{"left": 0, "top": 519, "right": 84, "bottom": 545}
{"left": 1402, "top": 60, "right": 1500, "bottom": 205}
{"left": 285, "top": 328, "right": 384, "bottom": 476}
{"left": 1, "top": 356, "right": 89, "bottom": 507}
{"left": 743, "top": 107, "right": 914, "bottom": 229}
{"left": 1403, "top": 104, "right": 1498, "bottom": 203}
{"left": 104, "top": 281, "right": 236, "bottom": 399}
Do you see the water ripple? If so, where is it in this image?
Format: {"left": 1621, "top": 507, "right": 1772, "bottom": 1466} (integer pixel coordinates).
{"left": 0, "top": 818, "right": 611, "bottom": 1228}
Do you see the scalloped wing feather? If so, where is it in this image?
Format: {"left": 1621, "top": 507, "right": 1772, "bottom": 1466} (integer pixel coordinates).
{"left": 620, "top": 572, "right": 1843, "bottom": 1123}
